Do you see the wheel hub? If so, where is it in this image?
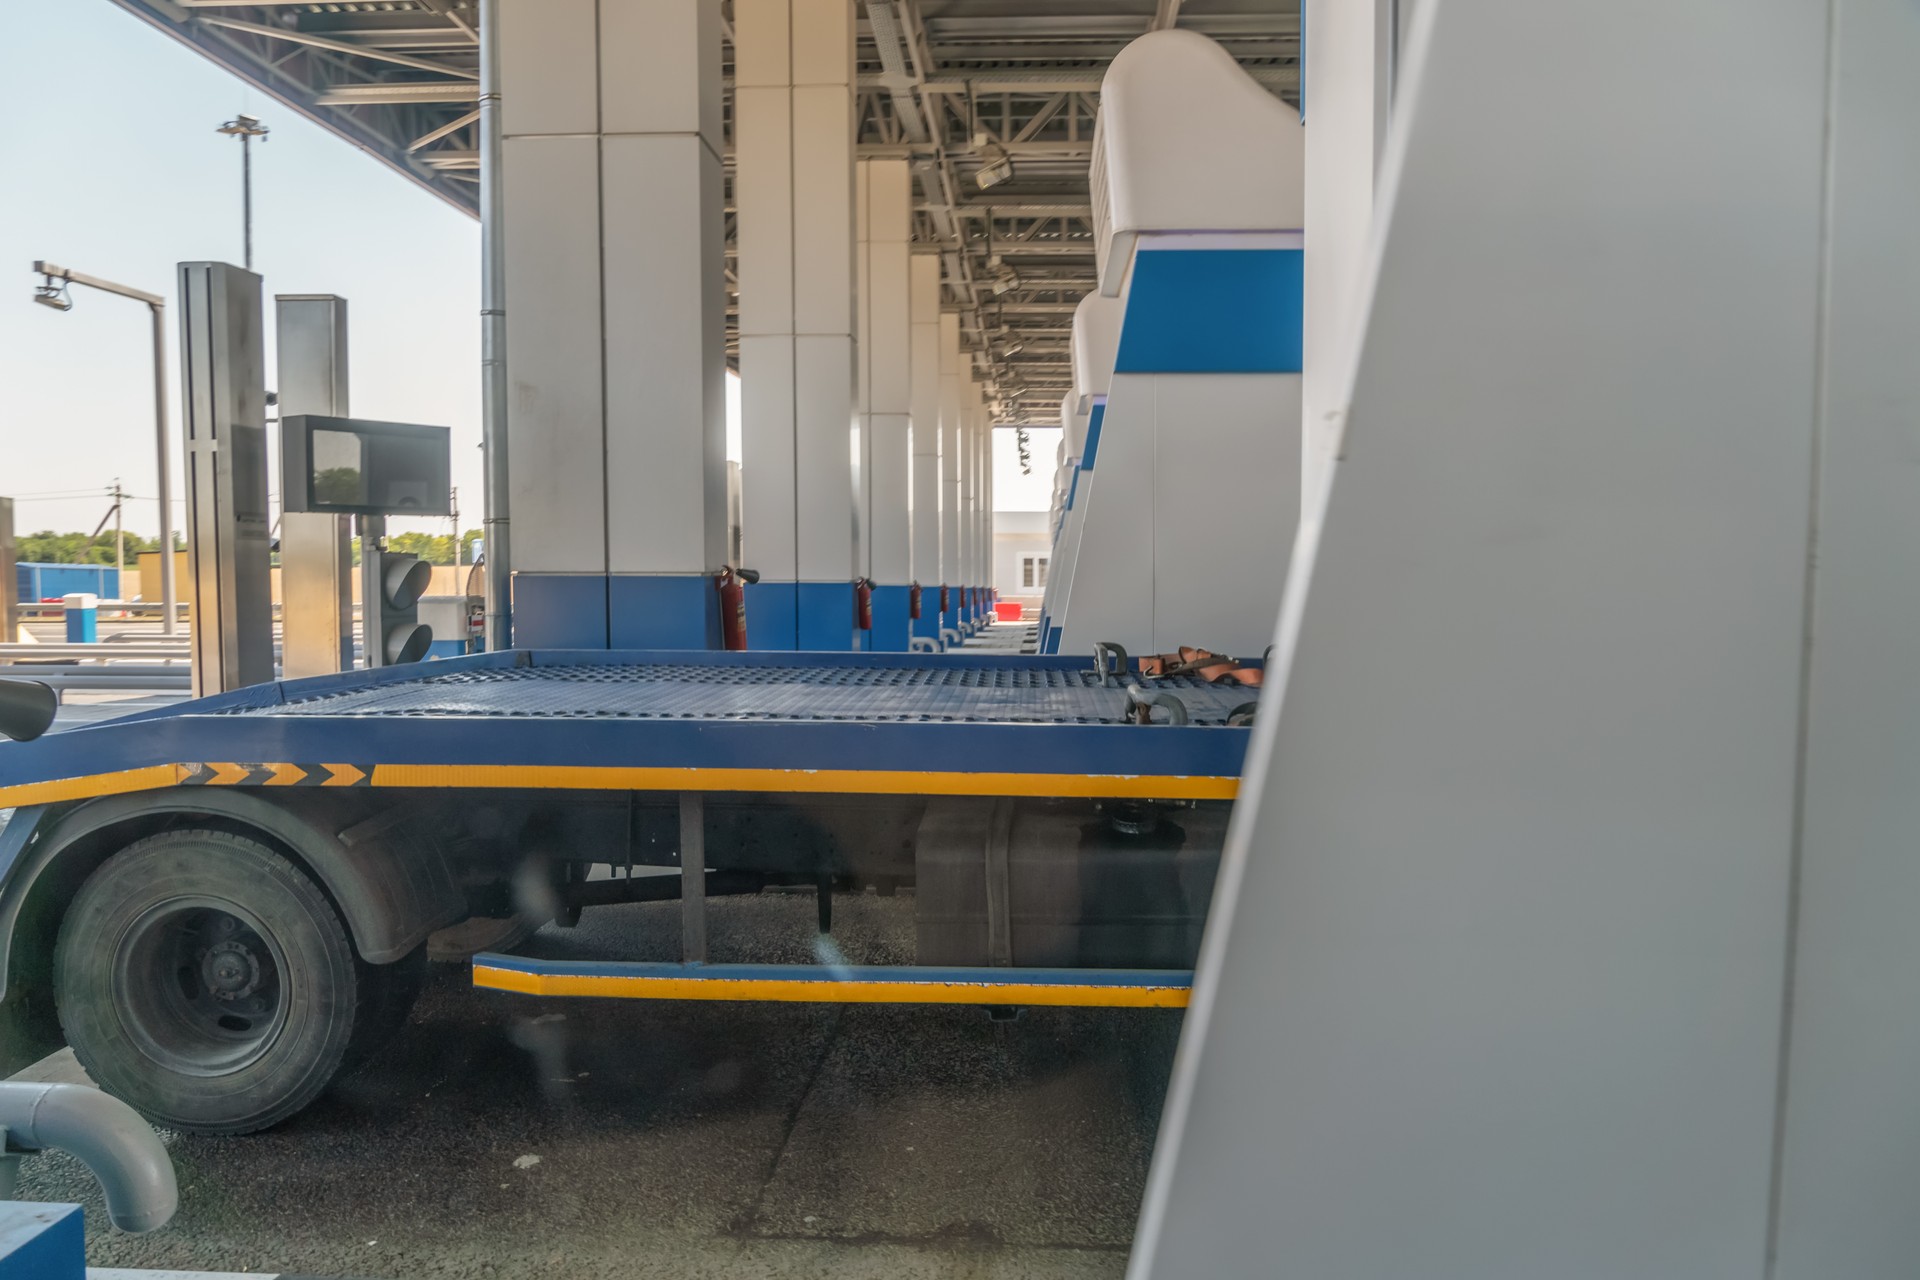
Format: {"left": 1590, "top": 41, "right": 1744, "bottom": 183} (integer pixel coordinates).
{"left": 111, "top": 901, "right": 291, "bottom": 1077}
{"left": 202, "top": 940, "right": 262, "bottom": 1001}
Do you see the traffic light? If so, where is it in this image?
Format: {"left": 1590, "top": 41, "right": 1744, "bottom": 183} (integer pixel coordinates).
{"left": 366, "top": 547, "right": 432, "bottom": 666}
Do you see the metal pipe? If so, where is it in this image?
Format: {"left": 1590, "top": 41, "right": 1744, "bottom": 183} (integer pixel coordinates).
{"left": 11, "top": 672, "right": 192, "bottom": 693}
{"left": 0, "top": 679, "right": 56, "bottom": 742}
{"left": 0, "top": 646, "right": 194, "bottom": 658}
{"left": 478, "top": 0, "right": 512, "bottom": 650}
{"left": 561, "top": 868, "right": 761, "bottom": 910}
{"left": 0, "top": 1082, "right": 178, "bottom": 1234}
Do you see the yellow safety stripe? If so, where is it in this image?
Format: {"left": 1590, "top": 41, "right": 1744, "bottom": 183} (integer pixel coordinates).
{"left": 473, "top": 964, "right": 1192, "bottom": 1009}
{"left": 0, "top": 761, "right": 1236, "bottom": 810}
{"left": 0, "top": 765, "right": 183, "bottom": 809}
{"left": 368, "top": 763, "right": 1238, "bottom": 800}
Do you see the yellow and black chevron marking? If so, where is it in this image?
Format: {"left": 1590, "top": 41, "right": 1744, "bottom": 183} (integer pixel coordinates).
{"left": 177, "top": 762, "right": 372, "bottom": 788}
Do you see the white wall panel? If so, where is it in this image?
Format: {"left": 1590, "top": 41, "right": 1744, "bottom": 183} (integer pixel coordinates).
{"left": 938, "top": 314, "right": 962, "bottom": 588}
{"left": 1302, "top": 0, "right": 1389, "bottom": 508}
{"left": 600, "top": 0, "right": 720, "bottom": 141}
{"left": 866, "top": 243, "right": 912, "bottom": 412}
{"left": 732, "top": 0, "right": 789, "bottom": 88}
{"left": 503, "top": 136, "right": 605, "bottom": 573}
{"left": 498, "top": 0, "right": 597, "bottom": 136}
{"left": 739, "top": 334, "right": 798, "bottom": 571}
{"left": 792, "top": 332, "right": 857, "bottom": 580}
{"left": 1148, "top": 374, "right": 1295, "bottom": 654}
{"left": 1775, "top": 3, "right": 1920, "bottom": 1273}
{"left": 790, "top": 85, "right": 855, "bottom": 335}
{"left": 790, "top": 0, "right": 854, "bottom": 85}
{"left": 909, "top": 254, "right": 943, "bottom": 585}
{"left": 603, "top": 135, "right": 727, "bottom": 571}
{"left": 869, "top": 412, "right": 911, "bottom": 581}
{"left": 733, "top": 85, "right": 795, "bottom": 336}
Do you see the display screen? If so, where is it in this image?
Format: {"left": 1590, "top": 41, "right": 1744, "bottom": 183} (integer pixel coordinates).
{"left": 281, "top": 415, "right": 452, "bottom": 517}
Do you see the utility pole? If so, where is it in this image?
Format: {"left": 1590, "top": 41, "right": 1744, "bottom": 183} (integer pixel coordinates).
{"left": 450, "top": 485, "right": 460, "bottom": 564}
{"left": 112, "top": 480, "right": 125, "bottom": 591}
{"left": 85, "top": 485, "right": 126, "bottom": 601}
{"left": 216, "top": 114, "right": 270, "bottom": 270}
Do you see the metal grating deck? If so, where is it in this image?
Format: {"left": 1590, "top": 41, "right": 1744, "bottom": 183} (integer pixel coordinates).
{"left": 225, "top": 661, "right": 1257, "bottom": 727}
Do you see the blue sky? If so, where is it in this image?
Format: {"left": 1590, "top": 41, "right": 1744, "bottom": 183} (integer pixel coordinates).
{"left": 0, "top": 4, "right": 483, "bottom": 541}
{"left": 0, "top": 4, "right": 1050, "bottom": 545}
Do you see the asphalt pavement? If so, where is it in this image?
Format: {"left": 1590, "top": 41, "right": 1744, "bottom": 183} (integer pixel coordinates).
{"left": 12, "top": 890, "right": 1184, "bottom": 1280}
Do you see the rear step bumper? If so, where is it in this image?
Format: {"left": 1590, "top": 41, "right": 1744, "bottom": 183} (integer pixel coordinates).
{"left": 472, "top": 955, "right": 1192, "bottom": 1008}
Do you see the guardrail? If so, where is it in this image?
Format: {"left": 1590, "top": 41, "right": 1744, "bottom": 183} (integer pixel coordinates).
{"left": 0, "top": 645, "right": 192, "bottom": 662}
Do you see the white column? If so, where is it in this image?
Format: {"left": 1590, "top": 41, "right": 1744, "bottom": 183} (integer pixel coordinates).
{"left": 938, "top": 312, "right": 963, "bottom": 628}
{"left": 501, "top": 0, "right": 727, "bottom": 649}
{"left": 958, "top": 381, "right": 973, "bottom": 622}
{"left": 857, "top": 158, "right": 914, "bottom": 649}
{"left": 1133, "top": 4, "right": 1836, "bottom": 1274}
{"left": 975, "top": 385, "right": 990, "bottom": 610}
{"left": 736, "top": 0, "right": 858, "bottom": 650}
{"left": 983, "top": 410, "right": 996, "bottom": 611}
{"left": 1302, "top": 0, "right": 1397, "bottom": 511}
{"left": 967, "top": 380, "right": 987, "bottom": 621}
{"left": 908, "top": 254, "right": 943, "bottom": 641}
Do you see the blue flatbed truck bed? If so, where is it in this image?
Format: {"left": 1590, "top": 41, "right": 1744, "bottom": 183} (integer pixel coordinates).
{"left": 0, "top": 649, "right": 1253, "bottom": 1134}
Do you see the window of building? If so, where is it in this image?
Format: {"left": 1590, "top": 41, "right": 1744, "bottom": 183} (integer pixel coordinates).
{"left": 1022, "top": 556, "right": 1049, "bottom": 588}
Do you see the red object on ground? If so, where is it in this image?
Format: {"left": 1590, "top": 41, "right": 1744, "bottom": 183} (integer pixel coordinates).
{"left": 995, "top": 601, "right": 1023, "bottom": 622}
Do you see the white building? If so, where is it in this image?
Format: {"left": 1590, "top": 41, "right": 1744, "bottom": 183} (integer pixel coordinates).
{"left": 992, "top": 510, "right": 1050, "bottom": 614}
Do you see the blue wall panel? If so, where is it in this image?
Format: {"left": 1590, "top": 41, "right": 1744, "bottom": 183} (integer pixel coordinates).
{"left": 1114, "top": 248, "right": 1303, "bottom": 374}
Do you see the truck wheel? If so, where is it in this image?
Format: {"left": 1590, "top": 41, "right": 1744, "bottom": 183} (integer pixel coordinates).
{"left": 54, "top": 829, "right": 360, "bottom": 1135}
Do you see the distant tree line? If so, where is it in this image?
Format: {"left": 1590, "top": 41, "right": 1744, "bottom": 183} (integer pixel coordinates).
{"left": 14, "top": 529, "right": 481, "bottom": 567}
{"left": 382, "top": 531, "right": 484, "bottom": 566}
{"left": 17, "top": 530, "right": 184, "bottom": 565}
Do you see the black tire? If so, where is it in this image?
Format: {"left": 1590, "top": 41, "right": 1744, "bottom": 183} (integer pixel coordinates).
{"left": 341, "top": 943, "right": 429, "bottom": 1076}
{"left": 54, "top": 829, "right": 361, "bottom": 1135}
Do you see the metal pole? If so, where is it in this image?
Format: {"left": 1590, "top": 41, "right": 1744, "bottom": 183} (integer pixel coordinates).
{"left": 680, "top": 792, "right": 707, "bottom": 963}
{"left": 478, "top": 0, "right": 512, "bottom": 650}
{"left": 150, "top": 302, "right": 178, "bottom": 636}
{"left": 29, "top": 264, "right": 177, "bottom": 635}
{"left": 241, "top": 133, "right": 253, "bottom": 271}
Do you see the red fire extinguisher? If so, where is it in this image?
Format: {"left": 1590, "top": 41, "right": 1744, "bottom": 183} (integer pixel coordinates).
{"left": 715, "top": 566, "right": 757, "bottom": 650}
{"left": 854, "top": 577, "right": 874, "bottom": 631}
{"left": 909, "top": 581, "right": 922, "bottom": 620}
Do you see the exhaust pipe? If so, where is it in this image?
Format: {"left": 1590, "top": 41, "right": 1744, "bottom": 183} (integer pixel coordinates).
{"left": 0, "top": 679, "right": 56, "bottom": 743}
{"left": 0, "top": 1083, "right": 177, "bottom": 1233}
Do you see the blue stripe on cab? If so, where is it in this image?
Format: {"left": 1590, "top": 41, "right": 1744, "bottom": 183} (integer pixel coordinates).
{"left": 1114, "top": 248, "right": 1303, "bottom": 374}
{"left": 476, "top": 955, "right": 1192, "bottom": 989}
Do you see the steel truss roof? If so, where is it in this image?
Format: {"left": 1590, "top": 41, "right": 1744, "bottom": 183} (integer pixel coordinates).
{"left": 106, "top": 0, "right": 1298, "bottom": 425}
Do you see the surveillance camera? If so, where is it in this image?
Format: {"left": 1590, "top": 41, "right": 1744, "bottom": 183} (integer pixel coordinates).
{"left": 32, "top": 285, "right": 72, "bottom": 312}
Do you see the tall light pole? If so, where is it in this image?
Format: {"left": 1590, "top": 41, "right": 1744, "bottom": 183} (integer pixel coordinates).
{"left": 31, "top": 262, "right": 179, "bottom": 635}
{"left": 216, "top": 114, "right": 269, "bottom": 270}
